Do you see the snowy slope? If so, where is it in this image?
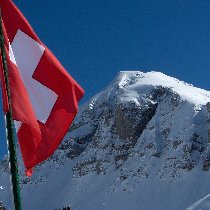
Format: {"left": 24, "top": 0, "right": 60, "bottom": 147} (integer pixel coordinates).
{"left": 1, "top": 71, "right": 210, "bottom": 210}
{"left": 187, "top": 194, "right": 210, "bottom": 210}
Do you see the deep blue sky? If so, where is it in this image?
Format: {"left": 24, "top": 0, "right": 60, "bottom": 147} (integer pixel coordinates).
{"left": 1, "top": 0, "right": 210, "bottom": 158}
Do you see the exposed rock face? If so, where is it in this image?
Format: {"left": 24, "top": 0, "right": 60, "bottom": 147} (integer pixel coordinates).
{"left": 0, "top": 201, "right": 6, "bottom": 210}
{"left": 65, "top": 74, "right": 209, "bottom": 180}
{"left": 1, "top": 71, "right": 210, "bottom": 210}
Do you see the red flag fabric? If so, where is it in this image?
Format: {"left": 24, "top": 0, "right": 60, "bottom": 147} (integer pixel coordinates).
{"left": 0, "top": 0, "right": 84, "bottom": 175}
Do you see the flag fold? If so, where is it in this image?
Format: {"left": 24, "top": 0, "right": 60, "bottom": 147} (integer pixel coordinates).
{"left": 0, "top": 0, "right": 84, "bottom": 175}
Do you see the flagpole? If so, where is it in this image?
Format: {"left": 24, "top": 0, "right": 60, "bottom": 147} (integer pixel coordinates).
{"left": 0, "top": 12, "right": 22, "bottom": 210}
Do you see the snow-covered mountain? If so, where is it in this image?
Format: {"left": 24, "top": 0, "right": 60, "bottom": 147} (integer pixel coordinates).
{"left": 1, "top": 71, "right": 210, "bottom": 210}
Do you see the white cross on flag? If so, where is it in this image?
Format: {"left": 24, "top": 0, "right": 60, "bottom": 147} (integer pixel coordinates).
{"left": 0, "top": 0, "right": 84, "bottom": 175}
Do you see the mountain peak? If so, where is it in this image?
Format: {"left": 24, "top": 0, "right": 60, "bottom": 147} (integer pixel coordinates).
{"left": 110, "top": 71, "right": 210, "bottom": 106}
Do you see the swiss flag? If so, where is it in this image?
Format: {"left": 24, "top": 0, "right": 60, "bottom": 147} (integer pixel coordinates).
{"left": 0, "top": 0, "right": 84, "bottom": 175}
